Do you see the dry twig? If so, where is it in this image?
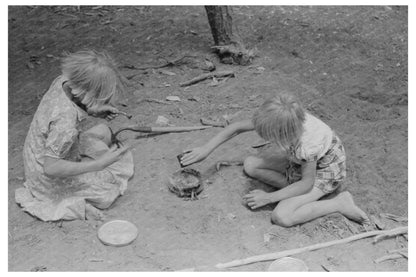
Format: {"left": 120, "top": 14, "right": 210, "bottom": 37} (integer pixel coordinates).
{"left": 179, "top": 71, "right": 235, "bottom": 87}
{"left": 251, "top": 141, "right": 271, "bottom": 148}
{"left": 216, "top": 161, "right": 244, "bottom": 171}
{"left": 136, "top": 98, "right": 171, "bottom": 105}
{"left": 380, "top": 213, "right": 408, "bottom": 223}
{"left": 200, "top": 117, "right": 228, "bottom": 128}
{"left": 374, "top": 252, "right": 408, "bottom": 264}
{"left": 177, "top": 226, "right": 408, "bottom": 270}
{"left": 122, "top": 55, "right": 196, "bottom": 71}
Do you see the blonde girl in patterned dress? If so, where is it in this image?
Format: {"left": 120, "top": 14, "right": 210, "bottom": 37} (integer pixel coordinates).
{"left": 181, "top": 94, "right": 369, "bottom": 227}
{"left": 15, "top": 50, "right": 134, "bottom": 221}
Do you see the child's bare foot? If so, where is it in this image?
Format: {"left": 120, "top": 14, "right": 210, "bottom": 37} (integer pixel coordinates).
{"left": 85, "top": 203, "right": 106, "bottom": 221}
{"left": 336, "top": 191, "right": 370, "bottom": 225}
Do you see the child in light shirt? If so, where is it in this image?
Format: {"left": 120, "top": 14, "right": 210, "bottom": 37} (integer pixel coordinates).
{"left": 182, "top": 94, "right": 369, "bottom": 227}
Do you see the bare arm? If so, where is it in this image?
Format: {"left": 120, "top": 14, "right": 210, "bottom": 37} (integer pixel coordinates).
{"left": 268, "top": 160, "right": 316, "bottom": 203}
{"left": 201, "top": 119, "right": 254, "bottom": 154}
{"left": 43, "top": 145, "right": 130, "bottom": 178}
{"left": 181, "top": 119, "right": 255, "bottom": 166}
{"left": 244, "top": 161, "right": 317, "bottom": 209}
{"left": 43, "top": 157, "right": 102, "bottom": 177}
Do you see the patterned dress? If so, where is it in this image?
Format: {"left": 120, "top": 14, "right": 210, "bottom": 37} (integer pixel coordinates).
{"left": 285, "top": 113, "right": 347, "bottom": 194}
{"left": 15, "top": 76, "right": 134, "bottom": 221}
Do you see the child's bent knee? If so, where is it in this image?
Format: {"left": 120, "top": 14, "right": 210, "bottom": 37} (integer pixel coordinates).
{"left": 271, "top": 210, "right": 294, "bottom": 227}
{"left": 243, "top": 156, "right": 261, "bottom": 177}
{"left": 84, "top": 124, "right": 112, "bottom": 145}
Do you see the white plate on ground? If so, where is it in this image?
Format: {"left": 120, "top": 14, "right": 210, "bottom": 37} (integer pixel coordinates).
{"left": 267, "top": 257, "right": 308, "bottom": 271}
{"left": 97, "top": 220, "right": 138, "bottom": 247}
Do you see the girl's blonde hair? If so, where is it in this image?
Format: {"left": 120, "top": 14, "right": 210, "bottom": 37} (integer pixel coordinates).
{"left": 252, "top": 93, "right": 305, "bottom": 151}
{"left": 61, "top": 50, "right": 125, "bottom": 110}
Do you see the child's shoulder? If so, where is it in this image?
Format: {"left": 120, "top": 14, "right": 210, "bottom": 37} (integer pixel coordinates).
{"left": 295, "top": 113, "right": 333, "bottom": 161}
{"left": 304, "top": 113, "right": 332, "bottom": 133}
{"left": 37, "top": 76, "right": 79, "bottom": 121}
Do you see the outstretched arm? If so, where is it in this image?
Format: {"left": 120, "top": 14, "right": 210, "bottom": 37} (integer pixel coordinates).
{"left": 181, "top": 119, "right": 255, "bottom": 166}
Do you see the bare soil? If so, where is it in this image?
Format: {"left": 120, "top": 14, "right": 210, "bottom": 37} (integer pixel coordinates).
{"left": 8, "top": 6, "right": 408, "bottom": 271}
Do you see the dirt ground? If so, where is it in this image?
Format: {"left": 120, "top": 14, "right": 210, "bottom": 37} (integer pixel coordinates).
{"left": 8, "top": 6, "right": 408, "bottom": 271}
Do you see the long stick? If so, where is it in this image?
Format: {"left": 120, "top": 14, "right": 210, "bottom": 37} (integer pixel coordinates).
{"left": 214, "top": 226, "right": 407, "bottom": 269}
{"left": 179, "top": 71, "right": 235, "bottom": 87}
{"left": 150, "top": 125, "right": 212, "bottom": 133}
{"left": 122, "top": 55, "right": 196, "bottom": 71}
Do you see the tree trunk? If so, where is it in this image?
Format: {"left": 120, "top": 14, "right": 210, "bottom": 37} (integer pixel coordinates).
{"left": 205, "top": 6, "right": 235, "bottom": 45}
{"left": 205, "top": 6, "right": 254, "bottom": 65}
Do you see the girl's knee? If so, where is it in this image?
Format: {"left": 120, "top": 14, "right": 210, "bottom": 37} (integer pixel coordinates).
{"left": 271, "top": 208, "right": 295, "bottom": 227}
{"left": 243, "top": 156, "right": 262, "bottom": 177}
{"left": 84, "top": 123, "right": 112, "bottom": 145}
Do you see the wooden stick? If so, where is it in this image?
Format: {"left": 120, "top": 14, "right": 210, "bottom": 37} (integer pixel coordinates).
{"left": 136, "top": 98, "right": 171, "bottom": 105}
{"left": 388, "top": 248, "right": 408, "bottom": 254}
{"left": 122, "top": 55, "right": 196, "bottom": 71}
{"left": 200, "top": 117, "right": 228, "bottom": 128}
{"left": 373, "top": 226, "right": 408, "bottom": 243}
{"left": 380, "top": 213, "right": 408, "bottom": 223}
{"left": 374, "top": 253, "right": 408, "bottom": 264}
{"left": 117, "top": 111, "right": 132, "bottom": 119}
{"left": 179, "top": 71, "right": 235, "bottom": 87}
{"left": 213, "top": 226, "right": 408, "bottom": 269}
{"left": 251, "top": 141, "right": 271, "bottom": 148}
{"left": 216, "top": 161, "right": 244, "bottom": 171}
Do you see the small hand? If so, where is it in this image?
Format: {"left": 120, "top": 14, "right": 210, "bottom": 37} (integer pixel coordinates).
{"left": 97, "top": 144, "right": 131, "bottom": 169}
{"left": 88, "top": 105, "right": 120, "bottom": 121}
{"left": 243, "top": 189, "right": 272, "bottom": 209}
{"left": 180, "top": 146, "right": 210, "bottom": 166}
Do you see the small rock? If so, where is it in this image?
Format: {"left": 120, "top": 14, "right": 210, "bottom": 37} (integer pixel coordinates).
{"left": 264, "top": 233, "right": 271, "bottom": 243}
{"left": 227, "top": 213, "right": 236, "bottom": 220}
{"left": 203, "top": 59, "right": 216, "bottom": 72}
{"left": 166, "top": 96, "right": 181, "bottom": 102}
{"left": 155, "top": 115, "right": 170, "bottom": 125}
{"left": 249, "top": 94, "right": 259, "bottom": 101}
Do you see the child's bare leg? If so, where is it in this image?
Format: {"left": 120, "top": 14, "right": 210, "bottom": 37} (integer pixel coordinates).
{"left": 272, "top": 188, "right": 369, "bottom": 227}
{"left": 83, "top": 123, "right": 112, "bottom": 146}
{"left": 243, "top": 155, "right": 289, "bottom": 188}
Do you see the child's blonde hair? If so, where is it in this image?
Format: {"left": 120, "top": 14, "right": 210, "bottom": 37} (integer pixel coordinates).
{"left": 252, "top": 93, "right": 305, "bottom": 151}
{"left": 61, "top": 50, "right": 125, "bottom": 110}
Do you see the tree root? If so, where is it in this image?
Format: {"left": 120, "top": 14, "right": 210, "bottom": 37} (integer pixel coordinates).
{"left": 211, "top": 43, "right": 255, "bottom": 65}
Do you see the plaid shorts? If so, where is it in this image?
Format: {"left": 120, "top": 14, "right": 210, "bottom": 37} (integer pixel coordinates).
{"left": 286, "top": 134, "right": 346, "bottom": 194}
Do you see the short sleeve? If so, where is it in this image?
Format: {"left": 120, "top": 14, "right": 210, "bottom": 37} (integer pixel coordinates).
{"left": 295, "top": 143, "right": 323, "bottom": 163}
{"left": 44, "top": 119, "right": 78, "bottom": 159}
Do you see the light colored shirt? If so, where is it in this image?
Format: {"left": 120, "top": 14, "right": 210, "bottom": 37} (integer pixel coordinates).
{"left": 290, "top": 113, "right": 333, "bottom": 163}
